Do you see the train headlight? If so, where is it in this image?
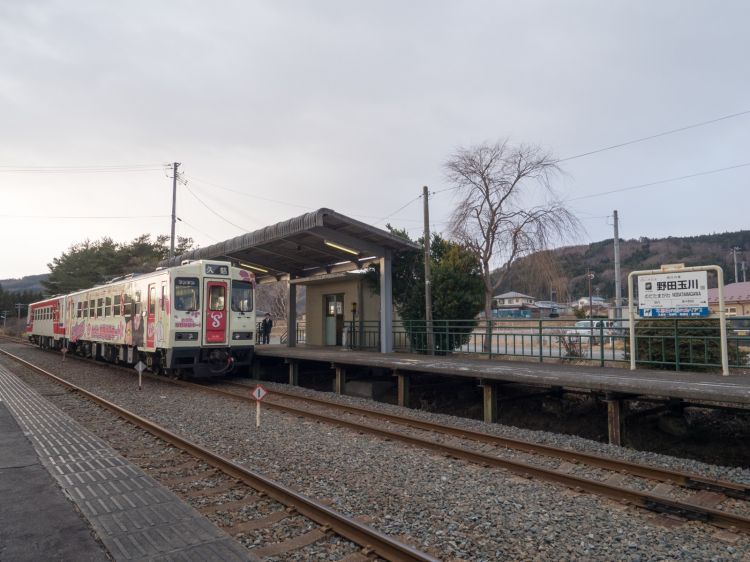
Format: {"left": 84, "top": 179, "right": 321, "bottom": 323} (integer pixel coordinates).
{"left": 175, "top": 331, "right": 199, "bottom": 341}
{"left": 232, "top": 332, "right": 253, "bottom": 340}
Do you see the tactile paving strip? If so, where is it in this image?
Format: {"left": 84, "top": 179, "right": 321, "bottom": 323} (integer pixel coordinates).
{"left": 0, "top": 364, "right": 255, "bottom": 561}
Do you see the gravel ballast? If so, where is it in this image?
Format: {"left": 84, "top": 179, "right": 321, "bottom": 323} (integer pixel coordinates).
{"left": 3, "top": 344, "right": 749, "bottom": 561}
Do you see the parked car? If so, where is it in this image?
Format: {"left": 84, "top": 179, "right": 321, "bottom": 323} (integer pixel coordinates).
{"left": 566, "top": 320, "right": 613, "bottom": 344}
{"left": 728, "top": 318, "right": 750, "bottom": 338}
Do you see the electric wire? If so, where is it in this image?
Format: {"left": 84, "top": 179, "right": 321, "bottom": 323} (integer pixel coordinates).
{"left": 0, "top": 163, "right": 167, "bottom": 173}
{"left": 0, "top": 214, "right": 169, "bottom": 219}
{"left": 183, "top": 183, "right": 252, "bottom": 233}
{"left": 374, "top": 193, "right": 423, "bottom": 225}
{"left": 185, "top": 175, "right": 315, "bottom": 211}
{"left": 176, "top": 217, "right": 221, "bottom": 243}
{"left": 566, "top": 160, "right": 750, "bottom": 202}
{"left": 557, "top": 108, "right": 750, "bottom": 163}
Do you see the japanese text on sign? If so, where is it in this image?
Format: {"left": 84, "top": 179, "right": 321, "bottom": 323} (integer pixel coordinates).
{"left": 637, "top": 271, "right": 709, "bottom": 318}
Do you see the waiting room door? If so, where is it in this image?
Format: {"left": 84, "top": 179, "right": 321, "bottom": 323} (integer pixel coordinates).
{"left": 324, "top": 294, "right": 344, "bottom": 346}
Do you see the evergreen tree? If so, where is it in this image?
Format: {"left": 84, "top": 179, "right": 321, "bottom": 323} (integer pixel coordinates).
{"left": 367, "top": 227, "right": 484, "bottom": 353}
{"left": 42, "top": 234, "right": 194, "bottom": 295}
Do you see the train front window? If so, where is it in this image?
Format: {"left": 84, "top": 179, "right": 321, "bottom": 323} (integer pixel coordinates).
{"left": 174, "top": 278, "right": 199, "bottom": 311}
{"left": 231, "top": 281, "right": 253, "bottom": 312}
{"left": 209, "top": 285, "right": 225, "bottom": 311}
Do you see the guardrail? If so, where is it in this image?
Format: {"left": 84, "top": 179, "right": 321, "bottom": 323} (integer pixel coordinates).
{"left": 343, "top": 317, "right": 750, "bottom": 371}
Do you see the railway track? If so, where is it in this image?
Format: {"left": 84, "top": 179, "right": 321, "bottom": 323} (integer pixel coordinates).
{"left": 6, "top": 341, "right": 750, "bottom": 536}
{"left": 200, "top": 378, "right": 750, "bottom": 534}
{"left": 0, "top": 348, "right": 438, "bottom": 562}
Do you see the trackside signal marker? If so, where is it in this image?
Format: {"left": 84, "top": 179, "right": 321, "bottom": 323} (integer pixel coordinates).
{"left": 250, "top": 384, "right": 268, "bottom": 427}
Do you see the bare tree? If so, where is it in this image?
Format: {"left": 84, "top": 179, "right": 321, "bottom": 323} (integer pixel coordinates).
{"left": 256, "top": 281, "right": 306, "bottom": 326}
{"left": 445, "top": 140, "right": 580, "bottom": 334}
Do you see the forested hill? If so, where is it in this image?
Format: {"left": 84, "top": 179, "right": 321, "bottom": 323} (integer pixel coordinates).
{"left": 495, "top": 230, "right": 750, "bottom": 302}
{"left": 0, "top": 274, "right": 48, "bottom": 294}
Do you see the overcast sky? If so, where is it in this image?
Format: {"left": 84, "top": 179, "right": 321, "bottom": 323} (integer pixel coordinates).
{"left": 2, "top": 1, "right": 749, "bottom": 278}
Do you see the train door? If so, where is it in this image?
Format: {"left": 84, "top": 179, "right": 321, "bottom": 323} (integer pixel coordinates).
{"left": 159, "top": 280, "right": 167, "bottom": 346}
{"left": 203, "top": 280, "right": 228, "bottom": 344}
{"left": 147, "top": 283, "right": 156, "bottom": 348}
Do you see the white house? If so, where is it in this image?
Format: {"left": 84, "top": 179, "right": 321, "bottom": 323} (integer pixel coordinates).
{"left": 493, "top": 291, "right": 536, "bottom": 308}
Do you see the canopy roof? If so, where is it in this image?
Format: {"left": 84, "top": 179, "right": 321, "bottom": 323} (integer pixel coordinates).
{"left": 161, "top": 208, "right": 419, "bottom": 281}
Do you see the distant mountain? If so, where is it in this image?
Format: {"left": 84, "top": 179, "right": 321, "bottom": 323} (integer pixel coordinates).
{"left": 495, "top": 230, "right": 750, "bottom": 303}
{"left": 0, "top": 274, "right": 48, "bottom": 294}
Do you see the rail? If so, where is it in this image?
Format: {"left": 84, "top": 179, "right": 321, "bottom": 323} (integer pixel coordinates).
{"left": 0, "top": 348, "right": 437, "bottom": 562}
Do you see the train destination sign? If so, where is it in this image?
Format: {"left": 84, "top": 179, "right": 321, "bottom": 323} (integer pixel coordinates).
{"left": 637, "top": 270, "right": 709, "bottom": 318}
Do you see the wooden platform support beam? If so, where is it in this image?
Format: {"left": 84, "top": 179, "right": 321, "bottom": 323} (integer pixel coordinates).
{"left": 288, "top": 360, "right": 299, "bottom": 386}
{"left": 481, "top": 379, "right": 498, "bottom": 424}
{"left": 334, "top": 365, "right": 346, "bottom": 395}
{"left": 606, "top": 392, "right": 625, "bottom": 446}
{"left": 394, "top": 371, "right": 410, "bottom": 407}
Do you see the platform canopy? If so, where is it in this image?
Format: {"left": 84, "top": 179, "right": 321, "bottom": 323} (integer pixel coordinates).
{"left": 160, "top": 208, "right": 418, "bottom": 280}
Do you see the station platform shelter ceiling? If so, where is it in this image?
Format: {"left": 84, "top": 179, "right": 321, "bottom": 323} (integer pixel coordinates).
{"left": 160, "top": 208, "right": 419, "bottom": 352}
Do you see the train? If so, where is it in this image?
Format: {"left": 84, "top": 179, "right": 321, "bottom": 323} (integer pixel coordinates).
{"left": 26, "top": 260, "right": 256, "bottom": 377}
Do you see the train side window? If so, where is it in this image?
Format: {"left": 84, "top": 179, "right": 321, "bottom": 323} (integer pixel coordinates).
{"left": 97, "top": 298, "right": 104, "bottom": 318}
{"left": 124, "top": 294, "right": 132, "bottom": 316}
{"left": 149, "top": 286, "right": 156, "bottom": 315}
{"left": 77, "top": 302, "right": 82, "bottom": 318}
{"left": 89, "top": 299, "right": 95, "bottom": 318}
{"left": 161, "top": 285, "right": 166, "bottom": 311}
{"left": 113, "top": 294, "right": 121, "bottom": 316}
{"left": 105, "top": 297, "right": 112, "bottom": 317}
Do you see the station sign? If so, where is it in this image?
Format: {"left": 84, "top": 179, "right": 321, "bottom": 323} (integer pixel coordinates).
{"left": 637, "top": 270, "right": 709, "bottom": 318}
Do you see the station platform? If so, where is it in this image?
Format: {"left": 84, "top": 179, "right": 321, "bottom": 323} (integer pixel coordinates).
{"left": 0, "top": 363, "right": 253, "bottom": 561}
{"left": 255, "top": 345, "right": 750, "bottom": 445}
{"left": 255, "top": 345, "right": 750, "bottom": 405}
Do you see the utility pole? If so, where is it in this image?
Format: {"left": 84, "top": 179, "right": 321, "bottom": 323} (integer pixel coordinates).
{"left": 14, "top": 303, "right": 26, "bottom": 318}
{"left": 423, "top": 185, "right": 434, "bottom": 355}
{"left": 1, "top": 310, "right": 8, "bottom": 330}
{"left": 170, "top": 162, "right": 180, "bottom": 260}
{"left": 587, "top": 269, "right": 595, "bottom": 343}
{"left": 613, "top": 210, "right": 622, "bottom": 321}
{"left": 742, "top": 261, "right": 747, "bottom": 283}
{"left": 731, "top": 246, "right": 741, "bottom": 283}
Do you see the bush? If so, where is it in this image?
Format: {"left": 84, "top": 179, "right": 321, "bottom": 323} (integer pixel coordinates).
{"left": 625, "top": 318, "right": 747, "bottom": 371}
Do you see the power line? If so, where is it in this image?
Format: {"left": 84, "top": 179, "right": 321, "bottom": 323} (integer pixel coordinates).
{"left": 176, "top": 217, "right": 221, "bottom": 243}
{"left": 186, "top": 182, "right": 266, "bottom": 227}
{"left": 185, "top": 175, "right": 315, "bottom": 211}
{"left": 183, "top": 184, "right": 251, "bottom": 233}
{"left": 374, "top": 193, "right": 423, "bottom": 225}
{"left": 0, "top": 214, "right": 169, "bottom": 219}
{"left": 566, "top": 160, "right": 750, "bottom": 202}
{"left": 557, "top": 108, "right": 750, "bottom": 163}
{"left": 0, "top": 163, "right": 167, "bottom": 173}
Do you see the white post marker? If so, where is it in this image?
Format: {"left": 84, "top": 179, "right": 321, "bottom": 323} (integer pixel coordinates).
{"left": 61, "top": 347, "right": 68, "bottom": 363}
{"left": 134, "top": 360, "right": 147, "bottom": 390}
{"left": 250, "top": 384, "right": 268, "bottom": 427}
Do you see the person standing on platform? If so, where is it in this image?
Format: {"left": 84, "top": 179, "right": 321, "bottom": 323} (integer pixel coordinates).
{"left": 261, "top": 313, "right": 273, "bottom": 344}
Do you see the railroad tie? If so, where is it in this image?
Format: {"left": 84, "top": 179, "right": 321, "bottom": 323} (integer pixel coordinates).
{"left": 229, "top": 510, "right": 290, "bottom": 533}
{"left": 251, "top": 528, "right": 328, "bottom": 557}
{"left": 198, "top": 497, "right": 261, "bottom": 515}
{"left": 181, "top": 480, "right": 240, "bottom": 498}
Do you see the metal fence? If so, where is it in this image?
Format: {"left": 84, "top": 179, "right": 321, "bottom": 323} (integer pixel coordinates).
{"left": 343, "top": 317, "right": 750, "bottom": 370}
